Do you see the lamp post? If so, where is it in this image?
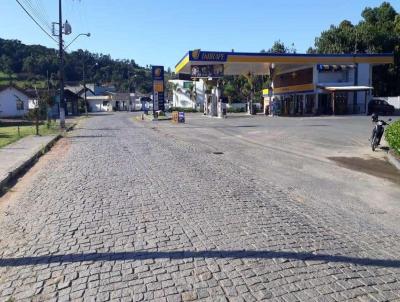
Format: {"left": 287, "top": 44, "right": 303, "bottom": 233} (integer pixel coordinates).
{"left": 64, "top": 33, "right": 91, "bottom": 50}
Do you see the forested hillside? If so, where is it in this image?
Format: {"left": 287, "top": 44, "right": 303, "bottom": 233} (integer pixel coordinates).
{"left": 0, "top": 38, "right": 153, "bottom": 93}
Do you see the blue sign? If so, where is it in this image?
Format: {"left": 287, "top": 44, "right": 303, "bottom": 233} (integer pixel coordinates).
{"left": 190, "top": 50, "right": 228, "bottom": 62}
{"left": 152, "top": 66, "right": 165, "bottom": 112}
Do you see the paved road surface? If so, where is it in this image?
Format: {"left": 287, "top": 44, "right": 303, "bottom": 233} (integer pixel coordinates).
{"left": 0, "top": 112, "right": 400, "bottom": 301}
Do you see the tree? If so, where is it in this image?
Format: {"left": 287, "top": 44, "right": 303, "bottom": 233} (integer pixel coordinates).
{"left": 0, "top": 54, "right": 14, "bottom": 82}
{"left": 267, "top": 40, "right": 296, "bottom": 54}
{"left": 313, "top": 2, "right": 400, "bottom": 96}
{"left": 187, "top": 83, "right": 197, "bottom": 109}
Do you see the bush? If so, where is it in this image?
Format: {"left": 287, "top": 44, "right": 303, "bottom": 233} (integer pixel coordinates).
{"left": 168, "top": 107, "right": 198, "bottom": 113}
{"left": 385, "top": 120, "right": 400, "bottom": 155}
{"left": 227, "top": 107, "right": 246, "bottom": 113}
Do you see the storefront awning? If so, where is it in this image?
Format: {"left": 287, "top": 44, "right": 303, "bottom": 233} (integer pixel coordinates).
{"left": 318, "top": 85, "right": 373, "bottom": 92}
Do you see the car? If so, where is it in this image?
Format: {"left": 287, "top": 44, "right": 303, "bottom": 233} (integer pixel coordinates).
{"left": 368, "top": 98, "right": 395, "bottom": 115}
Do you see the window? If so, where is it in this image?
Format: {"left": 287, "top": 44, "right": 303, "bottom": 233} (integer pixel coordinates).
{"left": 16, "top": 99, "right": 24, "bottom": 110}
{"left": 103, "top": 101, "right": 109, "bottom": 106}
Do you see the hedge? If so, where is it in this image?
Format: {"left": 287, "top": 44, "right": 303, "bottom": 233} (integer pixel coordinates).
{"left": 385, "top": 120, "right": 400, "bottom": 155}
{"left": 168, "top": 107, "right": 198, "bottom": 113}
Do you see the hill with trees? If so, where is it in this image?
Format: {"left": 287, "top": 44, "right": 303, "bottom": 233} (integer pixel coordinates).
{"left": 0, "top": 38, "right": 154, "bottom": 93}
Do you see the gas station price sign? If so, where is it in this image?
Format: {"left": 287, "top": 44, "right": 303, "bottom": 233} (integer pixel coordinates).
{"left": 152, "top": 66, "right": 165, "bottom": 111}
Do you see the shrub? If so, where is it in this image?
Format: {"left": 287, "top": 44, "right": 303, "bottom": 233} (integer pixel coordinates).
{"left": 168, "top": 107, "right": 198, "bottom": 113}
{"left": 385, "top": 120, "right": 400, "bottom": 155}
{"left": 227, "top": 107, "right": 246, "bottom": 113}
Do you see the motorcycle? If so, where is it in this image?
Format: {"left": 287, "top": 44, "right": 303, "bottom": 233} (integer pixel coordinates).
{"left": 370, "top": 114, "right": 391, "bottom": 151}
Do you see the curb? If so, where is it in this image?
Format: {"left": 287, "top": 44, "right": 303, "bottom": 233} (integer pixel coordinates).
{"left": 0, "top": 122, "right": 77, "bottom": 195}
{"left": 387, "top": 149, "right": 400, "bottom": 171}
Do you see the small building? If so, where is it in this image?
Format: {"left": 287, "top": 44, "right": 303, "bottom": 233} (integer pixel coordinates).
{"left": 65, "top": 85, "right": 95, "bottom": 99}
{"left": 87, "top": 95, "right": 112, "bottom": 112}
{"left": 0, "top": 85, "right": 33, "bottom": 118}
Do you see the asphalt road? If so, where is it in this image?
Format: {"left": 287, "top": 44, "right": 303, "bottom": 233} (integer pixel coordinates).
{"left": 0, "top": 112, "right": 400, "bottom": 302}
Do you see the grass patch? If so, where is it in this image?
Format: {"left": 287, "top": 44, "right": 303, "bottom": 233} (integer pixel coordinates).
{"left": 0, "top": 122, "right": 60, "bottom": 148}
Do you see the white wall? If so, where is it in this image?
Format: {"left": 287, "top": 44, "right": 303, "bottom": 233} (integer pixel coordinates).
{"left": 170, "top": 80, "right": 205, "bottom": 109}
{"left": 88, "top": 100, "right": 109, "bottom": 112}
{"left": 318, "top": 69, "right": 354, "bottom": 84}
{"left": 0, "top": 87, "right": 30, "bottom": 117}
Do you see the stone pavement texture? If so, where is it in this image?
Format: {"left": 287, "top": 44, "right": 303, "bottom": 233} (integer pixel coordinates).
{"left": 0, "top": 135, "right": 58, "bottom": 189}
{"left": 0, "top": 113, "right": 400, "bottom": 301}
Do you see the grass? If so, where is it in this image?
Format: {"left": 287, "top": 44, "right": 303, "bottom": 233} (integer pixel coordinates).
{"left": 0, "top": 121, "right": 60, "bottom": 148}
{"left": 0, "top": 71, "right": 47, "bottom": 89}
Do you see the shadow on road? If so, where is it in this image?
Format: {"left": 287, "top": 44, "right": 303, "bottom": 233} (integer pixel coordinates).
{"left": 329, "top": 156, "right": 400, "bottom": 185}
{"left": 0, "top": 250, "right": 399, "bottom": 268}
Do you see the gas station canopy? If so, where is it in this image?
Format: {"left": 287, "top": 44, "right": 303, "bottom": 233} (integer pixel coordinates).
{"left": 175, "top": 49, "right": 394, "bottom": 76}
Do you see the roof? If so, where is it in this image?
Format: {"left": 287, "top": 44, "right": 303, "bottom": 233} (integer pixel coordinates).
{"left": 175, "top": 50, "right": 394, "bottom": 75}
{"left": 0, "top": 84, "right": 36, "bottom": 98}
{"left": 86, "top": 95, "right": 111, "bottom": 101}
{"left": 318, "top": 85, "right": 373, "bottom": 92}
{"left": 65, "top": 85, "right": 95, "bottom": 96}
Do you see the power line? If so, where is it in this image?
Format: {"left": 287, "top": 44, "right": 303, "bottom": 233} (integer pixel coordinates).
{"left": 15, "top": 0, "right": 58, "bottom": 44}
{"left": 22, "top": 0, "right": 52, "bottom": 32}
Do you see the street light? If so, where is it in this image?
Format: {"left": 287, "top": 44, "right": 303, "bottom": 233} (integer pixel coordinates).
{"left": 64, "top": 33, "right": 91, "bottom": 50}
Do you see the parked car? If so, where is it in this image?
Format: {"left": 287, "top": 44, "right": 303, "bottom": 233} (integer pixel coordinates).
{"left": 368, "top": 98, "right": 395, "bottom": 115}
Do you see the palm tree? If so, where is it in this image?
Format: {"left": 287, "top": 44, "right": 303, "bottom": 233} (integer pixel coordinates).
{"left": 244, "top": 72, "right": 255, "bottom": 114}
{"left": 187, "top": 83, "right": 197, "bottom": 110}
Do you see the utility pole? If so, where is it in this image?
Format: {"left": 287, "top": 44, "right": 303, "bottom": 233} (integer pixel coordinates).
{"left": 58, "top": 0, "right": 66, "bottom": 129}
{"left": 83, "top": 61, "right": 88, "bottom": 117}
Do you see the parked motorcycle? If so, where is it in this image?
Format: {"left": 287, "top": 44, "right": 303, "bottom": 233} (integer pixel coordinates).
{"left": 370, "top": 113, "right": 391, "bottom": 151}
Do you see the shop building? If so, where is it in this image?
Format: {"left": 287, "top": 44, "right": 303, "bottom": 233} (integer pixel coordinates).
{"left": 175, "top": 50, "right": 393, "bottom": 116}
{"left": 272, "top": 62, "right": 375, "bottom": 115}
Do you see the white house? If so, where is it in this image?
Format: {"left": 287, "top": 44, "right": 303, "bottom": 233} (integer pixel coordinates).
{"left": 169, "top": 79, "right": 206, "bottom": 110}
{"left": 0, "top": 85, "right": 33, "bottom": 118}
{"left": 87, "top": 95, "right": 112, "bottom": 112}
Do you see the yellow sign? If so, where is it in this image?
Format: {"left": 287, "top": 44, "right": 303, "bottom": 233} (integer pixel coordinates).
{"left": 153, "top": 81, "right": 164, "bottom": 92}
{"left": 274, "top": 83, "right": 315, "bottom": 94}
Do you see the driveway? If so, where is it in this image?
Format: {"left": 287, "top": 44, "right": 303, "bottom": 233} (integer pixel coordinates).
{"left": 0, "top": 112, "right": 400, "bottom": 301}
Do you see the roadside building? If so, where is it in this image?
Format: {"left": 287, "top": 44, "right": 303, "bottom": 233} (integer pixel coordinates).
{"left": 175, "top": 50, "right": 393, "bottom": 116}
{"left": 87, "top": 95, "right": 112, "bottom": 112}
{"left": 0, "top": 85, "right": 34, "bottom": 118}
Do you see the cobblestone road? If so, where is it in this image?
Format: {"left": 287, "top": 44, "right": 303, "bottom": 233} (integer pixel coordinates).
{"left": 1, "top": 113, "right": 400, "bottom": 302}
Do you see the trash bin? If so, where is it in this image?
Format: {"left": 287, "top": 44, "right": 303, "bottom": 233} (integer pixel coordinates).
{"left": 252, "top": 105, "right": 257, "bottom": 115}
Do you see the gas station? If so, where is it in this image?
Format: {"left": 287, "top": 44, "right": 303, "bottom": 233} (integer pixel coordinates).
{"left": 175, "top": 50, "right": 393, "bottom": 117}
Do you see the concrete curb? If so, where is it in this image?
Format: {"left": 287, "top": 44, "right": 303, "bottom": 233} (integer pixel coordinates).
{"left": 387, "top": 149, "right": 400, "bottom": 171}
{"left": 0, "top": 122, "right": 77, "bottom": 194}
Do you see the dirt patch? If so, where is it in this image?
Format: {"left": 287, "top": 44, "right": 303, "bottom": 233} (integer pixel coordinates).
{"left": 328, "top": 156, "right": 400, "bottom": 185}
{"left": 0, "top": 137, "right": 71, "bottom": 213}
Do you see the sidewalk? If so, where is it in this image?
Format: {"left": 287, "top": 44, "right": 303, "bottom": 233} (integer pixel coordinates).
{"left": 0, "top": 135, "right": 60, "bottom": 192}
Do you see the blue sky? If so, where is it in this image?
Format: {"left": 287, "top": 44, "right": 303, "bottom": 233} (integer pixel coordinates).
{"left": 1, "top": 0, "right": 399, "bottom": 70}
